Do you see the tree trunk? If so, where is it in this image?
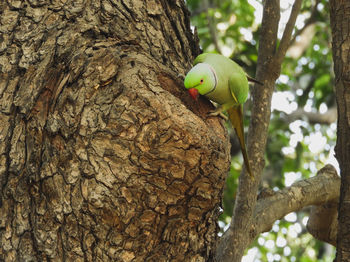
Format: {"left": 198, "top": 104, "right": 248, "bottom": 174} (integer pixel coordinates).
{"left": 0, "top": 1, "right": 231, "bottom": 261}
{"left": 330, "top": 0, "right": 350, "bottom": 260}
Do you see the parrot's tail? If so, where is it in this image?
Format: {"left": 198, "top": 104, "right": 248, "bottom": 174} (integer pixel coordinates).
{"left": 227, "top": 106, "right": 254, "bottom": 179}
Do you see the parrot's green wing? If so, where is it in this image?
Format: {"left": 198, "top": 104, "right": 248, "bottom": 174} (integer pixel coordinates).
{"left": 228, "top": 70, "right": 249, "bottom": 105}
{"left": 227, "top": 105, "right": 253, "bottom": 178}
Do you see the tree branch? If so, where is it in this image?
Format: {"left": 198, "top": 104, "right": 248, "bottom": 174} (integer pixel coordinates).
{"left": 217, "top": 165, "right": 339, "bottom": 259}
{"left": 215, "top": 0, "right": 330, "bottom": 260}
{"left": 288, "top": 24, "right": 316, "bottom": 58}
{"left": 284, "top": 106, "right": 337, "bottom": 125}
{"left": 289, "top": 0, "right": 320, "bottom": 47}
{"left": 254, "top": 164, "right": 340, "bottom": 235}
{"left": 203, "top": 0, "right": 222, "bottom": 54}
{"left": 275, "top": 0, "right": 303, "bottom": 64}
{"left": 215, "top": 0, "right": 281, "bottom": 260}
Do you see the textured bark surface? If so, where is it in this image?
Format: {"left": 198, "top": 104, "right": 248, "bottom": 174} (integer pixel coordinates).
{"left": 0, "top": 1, "right": 230, "bottom": 261}
{"left": 330, "top": 0, "right": 350, "bottom": 260}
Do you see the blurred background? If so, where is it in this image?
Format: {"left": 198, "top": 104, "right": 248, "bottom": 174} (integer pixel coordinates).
{"left": 185, "top": 0, "right": 336, "bottom": 261}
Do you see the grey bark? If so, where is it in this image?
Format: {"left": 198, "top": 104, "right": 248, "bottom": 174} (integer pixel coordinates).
{"left": 0, "top": 1, "right": 230, "bottom": 261}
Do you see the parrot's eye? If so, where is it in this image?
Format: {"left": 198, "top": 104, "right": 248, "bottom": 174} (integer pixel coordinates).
{"left": 200, "top": 79, "right": 204, "bottom": 84}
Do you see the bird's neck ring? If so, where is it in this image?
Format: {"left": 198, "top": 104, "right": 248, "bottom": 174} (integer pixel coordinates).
{"left": 205, "top": 63, "right": 217, "bottom": 95}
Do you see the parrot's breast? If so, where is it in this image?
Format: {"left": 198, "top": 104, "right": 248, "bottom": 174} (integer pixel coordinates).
{"left": 204, "top": 83, "right": 234, "bottom": 105}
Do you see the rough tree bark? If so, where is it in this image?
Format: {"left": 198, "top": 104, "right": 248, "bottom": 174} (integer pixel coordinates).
{"left": 0, "top": 1, "right": 231, "bottom": 261}
{"left": 0, "top": 1, "right": 344, "bottom": 261}
{"left": 330, "top": 0, "right": 350, "bottom": 260}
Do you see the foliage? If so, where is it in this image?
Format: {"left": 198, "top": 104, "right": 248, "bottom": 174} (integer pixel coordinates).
{"left": 186, "top": 0, "right": 335, "bottom": 260}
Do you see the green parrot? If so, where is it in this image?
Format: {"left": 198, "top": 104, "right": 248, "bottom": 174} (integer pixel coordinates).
{"left": 184, "top": 53, "right": 258, "bottom": 178}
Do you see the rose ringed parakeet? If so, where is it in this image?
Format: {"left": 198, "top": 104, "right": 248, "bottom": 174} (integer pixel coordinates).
{"left": 184, "top": 53, "right": 256, "bottom": 178}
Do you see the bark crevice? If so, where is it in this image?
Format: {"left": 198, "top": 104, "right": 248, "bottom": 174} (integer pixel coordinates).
{"left": 0, "top": 1, "right": 229, "bottom": 261}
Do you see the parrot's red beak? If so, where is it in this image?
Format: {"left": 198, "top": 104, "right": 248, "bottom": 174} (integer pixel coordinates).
{"left": 188, "top": 88, "right": 199, "bottom": 100}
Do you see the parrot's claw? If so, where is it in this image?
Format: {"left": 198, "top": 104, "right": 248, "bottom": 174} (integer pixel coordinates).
{"left": 208, "top": 109, "right": 228, "bottom": 121}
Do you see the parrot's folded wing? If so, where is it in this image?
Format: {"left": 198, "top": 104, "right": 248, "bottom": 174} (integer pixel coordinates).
{"left": 227, "top": 106, "right": 253, "bottom": 178}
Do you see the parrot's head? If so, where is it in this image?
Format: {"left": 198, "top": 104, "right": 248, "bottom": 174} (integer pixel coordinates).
{"left": 184, "top": 63, "right": 217, "bottom": 100}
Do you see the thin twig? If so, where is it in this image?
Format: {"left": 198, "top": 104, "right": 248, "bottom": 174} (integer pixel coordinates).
{"left": 203, "top": 0, "right": 222, "bottom": 54}
{"left": 275, "top": 0, "right": 303, "bottom": 64}
{"left": 290, "top": 0, "right": 320, "bottom": 46}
